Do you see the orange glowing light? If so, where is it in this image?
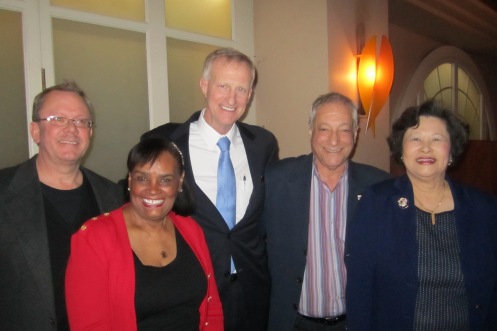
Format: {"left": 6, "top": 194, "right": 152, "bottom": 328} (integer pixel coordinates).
{"left": 357, "top": 35, "right": 394, "bottom": 135}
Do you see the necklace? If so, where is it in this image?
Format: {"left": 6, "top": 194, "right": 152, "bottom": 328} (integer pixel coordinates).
{"left": 128, "top": 208, "right": 170, "bottom": 259}
{"left": 415, "top": 181, "right": 446, "bottom": 225}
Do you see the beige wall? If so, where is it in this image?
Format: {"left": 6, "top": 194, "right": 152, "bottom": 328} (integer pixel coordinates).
{"left": 254, "top": 0, "right": 391, "bottom": 172}
{"left": 253, "top": 0, "right": 329, "bottom": 159}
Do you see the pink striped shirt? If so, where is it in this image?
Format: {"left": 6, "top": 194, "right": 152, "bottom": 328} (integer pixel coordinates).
{"left": 298, "top": 162, "right": 348, "bottom": 317}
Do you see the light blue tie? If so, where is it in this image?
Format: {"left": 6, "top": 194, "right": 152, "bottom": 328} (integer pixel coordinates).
{"left": 216, "top": 137, "right": 236, "bottom": 229}
{"left": 216, "top": 137, "right": 236, "bottom": 273}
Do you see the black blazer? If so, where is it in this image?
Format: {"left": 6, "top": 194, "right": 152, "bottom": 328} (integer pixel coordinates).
{"left": 0, "top": 156, "right": 124, "bottom": 331}
{"left": 142, "top": 111, "right": 278, "bottom": 330}
{"left": 261, "top": 154, "right": 390, "bottom": 331}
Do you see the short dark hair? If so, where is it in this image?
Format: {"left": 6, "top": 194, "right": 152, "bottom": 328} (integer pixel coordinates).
{"left": 387, "top": 100, "right": 470, "bottom": 165}
{"left": 127, "top": 138, "right": 195, "bottom": 216}
{"left": 32, "top": 81, "right": 94, "bottom": 122}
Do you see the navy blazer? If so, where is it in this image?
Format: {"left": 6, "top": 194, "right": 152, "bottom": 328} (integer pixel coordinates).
{"left": 345, "top": 175, "right": 497, "bottom": 330}
{"left": 262, "top": 154, "right": 390, "bottom": 331}
{"left": 0, "top": 156, "right": 124, "bottom": 331}
{"left": 142, "top": 111, "right": 278, "bottom": 330}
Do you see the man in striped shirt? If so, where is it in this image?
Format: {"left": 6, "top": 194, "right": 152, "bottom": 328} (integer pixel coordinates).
{"left": 262, "top": 92, "right": 389, "bottom": 330}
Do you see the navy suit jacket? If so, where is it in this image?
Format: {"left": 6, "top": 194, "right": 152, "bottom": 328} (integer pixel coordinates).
{"left": 0, "top": 156, "right": 124, "bottom": 331}
{"left": 142, "top": 111, "right": 278, "bottom": 330}
{"left": 262, "top": 154, "right": 390, "bottom": 331}
{"left": 345, "top": 175, "right": 497, "bottom": 330}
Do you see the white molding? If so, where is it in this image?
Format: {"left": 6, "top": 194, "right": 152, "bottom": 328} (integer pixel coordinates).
{"left": 146, "top": 0, "right": 168, "bottom": 129}
{"left": 49, "top": 6, "right": 148, "bottom": 33}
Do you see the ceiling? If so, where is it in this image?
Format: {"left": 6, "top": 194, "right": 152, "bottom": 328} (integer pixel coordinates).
{"left": 389, "top": 0, "right": 497, "bottom": 57}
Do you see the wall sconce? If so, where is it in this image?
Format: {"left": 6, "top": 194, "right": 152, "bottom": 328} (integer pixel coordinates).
{"left": 357, "top": 35, "right": 394, "bottom": 135}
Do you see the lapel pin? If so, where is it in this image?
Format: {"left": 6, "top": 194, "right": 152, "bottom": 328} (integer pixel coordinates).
{"left": 397, "top": 197, "right": 409, "bottom": 209}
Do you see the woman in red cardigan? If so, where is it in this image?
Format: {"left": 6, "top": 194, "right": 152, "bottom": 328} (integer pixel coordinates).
{"left": 66, "top": 138, "right": 223, "bottom": 331}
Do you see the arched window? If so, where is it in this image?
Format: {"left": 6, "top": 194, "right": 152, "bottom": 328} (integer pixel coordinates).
{"left": 423, "top": 63, "right": 482, "bottom": 139}
{"left": 394, "top": 46, "right": 495, "bottom": 140}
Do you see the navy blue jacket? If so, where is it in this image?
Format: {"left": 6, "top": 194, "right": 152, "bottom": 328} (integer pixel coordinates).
{"left": 346, "top": 175, "right": 497, "bottom": 330}
{"left": 262, "top": 154, "right": 389, "bottom": 331}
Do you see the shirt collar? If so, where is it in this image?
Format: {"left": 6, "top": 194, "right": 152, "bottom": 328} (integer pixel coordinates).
{"left": 312, "top": 160, "right": 349, "bottom": 187}
{"left": 198, "top": 109, "right": 239, "bottom": 150}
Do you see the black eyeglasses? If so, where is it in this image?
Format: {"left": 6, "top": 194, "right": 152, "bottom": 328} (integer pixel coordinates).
{"left": 37, "top": 116, "right": 94, "bottom": 129}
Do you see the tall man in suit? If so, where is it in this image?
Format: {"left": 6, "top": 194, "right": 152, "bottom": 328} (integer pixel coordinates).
{"left": 142, "top": 48, "right": 278, "bottom": 330}
{"left": 262, "top": 92, "right": 390, "bottom": 330}
{"left": 0, "top": 81, "right": 124, "bottom": 331}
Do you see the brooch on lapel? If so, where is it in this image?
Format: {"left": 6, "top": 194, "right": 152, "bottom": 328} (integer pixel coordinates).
{"left": 397, "top": 197, "right": 409, "bottom": 209}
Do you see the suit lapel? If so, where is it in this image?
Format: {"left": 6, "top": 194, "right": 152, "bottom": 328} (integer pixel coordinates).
{"left": 174, "top": 115, "right": 271, "bottom": 230}
{"left": 7, "top": 157, "right": 56, "bottom": 316}
{"left": 293, "top": 156, "right": 314, "bottom": 250}
{"left": 347, "top": 162, "right": 363, "bottom": 224}
{"left": 236, "top": 124, "right": 262, "bottom": 224}
{"left": 392, "top": 176, "right": 418, "bottom": 278}
{"left": 172, "top": 115, "right": 229, "bottom": 230}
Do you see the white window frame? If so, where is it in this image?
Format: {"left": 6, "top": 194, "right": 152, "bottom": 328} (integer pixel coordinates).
{"left": 0, "top": 0, "right": 254, "bottom": 156}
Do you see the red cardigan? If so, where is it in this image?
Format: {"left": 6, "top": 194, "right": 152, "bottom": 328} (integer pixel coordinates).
{"left": 66, "top": 205, "right": 224, "bottom": 331}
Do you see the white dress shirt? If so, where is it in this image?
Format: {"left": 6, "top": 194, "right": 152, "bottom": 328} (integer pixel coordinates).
{"left": 189, "top": 109, "right": 253, "bottom": 225}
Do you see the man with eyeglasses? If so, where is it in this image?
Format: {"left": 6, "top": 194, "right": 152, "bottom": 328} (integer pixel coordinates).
{"left": 0, "top": 81, "right": 124, "bottom": 331}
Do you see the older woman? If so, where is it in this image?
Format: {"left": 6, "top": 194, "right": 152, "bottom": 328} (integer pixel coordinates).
{"left": 66, "top": 138, "right": 223, "bottom": 331}
{"left": 345, "top": 100, "right": 497, "bottom": 330}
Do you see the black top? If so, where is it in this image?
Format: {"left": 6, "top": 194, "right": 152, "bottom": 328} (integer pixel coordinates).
{"left": 414, "top": 208, "right": 469, "bottom": 330}
{"left": 134, "top": 229, "right": 207, "bottom": 331}
{"left": 42, "top": 174, "right": 99, "bottom": 331}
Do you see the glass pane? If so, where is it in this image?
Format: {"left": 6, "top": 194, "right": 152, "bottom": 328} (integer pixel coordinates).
{"left": 165, "top": 0, "right": 232, "bottom": 39}
{"left": 0, "top": 9, "right": 29, "bottom": 169}
{"left": 458, "top": 68, "right": 469, "bottom": 92}
{"left": 53, "top": 18, "right": 149, "bottom": 182}
{"left": 424, "top": 64, "right": 452, "bottom": 109}
{"left": 438, "top": 63, "right": 452, "bottom": 90}
{"left": 51, "top": 0, "right": 145, "bottom": 22}
{"left": 440, "top": 88, "right": 452, "bottom": 109}
{"left": 466, "top": 77, "right": 480, "bottom": 106}
{"left": 166, "top": 38, "right": 218, "bottom": 122}
{"left": 457, "top": 67, "right": 481, "bottom": 139}
{"left": 423, "top": 69, "right": 441, "bottom": 99}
